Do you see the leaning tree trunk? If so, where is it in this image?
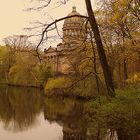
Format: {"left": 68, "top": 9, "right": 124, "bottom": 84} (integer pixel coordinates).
{"left": 85, "top": 0, "right": 115, "bottom": 97}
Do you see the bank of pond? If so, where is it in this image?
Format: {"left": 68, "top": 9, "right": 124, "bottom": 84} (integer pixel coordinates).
{"left": 0, "top": 85, "right": 140, "bottom": 140}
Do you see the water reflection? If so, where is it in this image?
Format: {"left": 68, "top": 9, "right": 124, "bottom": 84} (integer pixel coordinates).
{"left": 44, "top": 98, "right": 87, "bottom": 140}
{"left": 0, "top": 86, "right": 139, "bottom": 140}
{"left": 0, "top": 86, "right": 43, "bottom": 131}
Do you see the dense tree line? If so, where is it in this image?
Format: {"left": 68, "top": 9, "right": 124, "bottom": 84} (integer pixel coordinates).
{"left": 0, "top": 0, "right": 139, "bottom": 96}
{"left": 0, "top": 35, "right": 53, "bottom": 87}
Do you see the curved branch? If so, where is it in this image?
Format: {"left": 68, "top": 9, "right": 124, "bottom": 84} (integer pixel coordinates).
{"left": 36, "top": 14, "right": 89, "bottom": 63}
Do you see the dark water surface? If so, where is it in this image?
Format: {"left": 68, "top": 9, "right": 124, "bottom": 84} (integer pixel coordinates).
{"left": 0, "top": 85, "right": 139, "bottom": 140}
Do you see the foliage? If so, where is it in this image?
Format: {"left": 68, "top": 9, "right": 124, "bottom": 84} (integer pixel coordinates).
{"left": 0, "top": 45, "right": 54, "bottom": 87}
{"left": 7, "top": 50, "right": 41, "bottom": 86}
{"left": 44, "top": 76, "right": 71, "bottom": 95}
{"left": 0, "top": 46, "right": 14, "bottom": 82}
{"left": 44, "top": 74, "right": 107, "bottom": 98}
{"left": 126, "top": 73, "right": 140, "bottom": 86}
{"left": 97, "top": 0, "right": 140, "bottom": 86}
{"left": 85, "top": 88, "right": 140, "bottom": 136}
{"left": 0, "top": 0, "right": 140, "bottom": 93}
{"left": 38, "top": 63, "right": 54, "bottom": 85}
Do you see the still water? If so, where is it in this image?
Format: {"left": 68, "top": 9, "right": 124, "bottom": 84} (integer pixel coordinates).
{"left": 0, "top": 85, "right": 139, "bottom": 140}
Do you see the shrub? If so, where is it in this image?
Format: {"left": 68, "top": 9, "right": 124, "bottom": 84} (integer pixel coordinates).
{"left": 126, "top": 73, "right": 140, "bottom": 86}
{"left": 44, "top": 77, "right": 71, "bottom": 95}
{"left": 85, "top": 88, "right": 140, "bottom": 136}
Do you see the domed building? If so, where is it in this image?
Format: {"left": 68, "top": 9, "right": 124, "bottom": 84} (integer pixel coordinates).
{"left": 62, "top": 6, "right": 86, "bottom": 43}
{"left": 44, "top": 7, "right": 86, "bottom": 74}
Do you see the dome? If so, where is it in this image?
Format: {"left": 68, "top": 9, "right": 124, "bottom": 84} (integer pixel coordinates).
{"left": 62, "top": 6, "right": 86, "bottom": 43}
{"left": 63, "top": 6, "right": 84, "bottom": 29}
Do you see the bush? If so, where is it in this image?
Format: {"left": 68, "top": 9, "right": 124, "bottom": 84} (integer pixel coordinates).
{"left": 85, "top": 88, "right": 140, "bottom": 136}
{"left": 126, "top": 73, "right": 140, "bottom": 86}
{"left": 38, "top": 64, "right": 54, "bottom": 85}
{"left": 44, "top": 77, "right": 71, "bottom": 95}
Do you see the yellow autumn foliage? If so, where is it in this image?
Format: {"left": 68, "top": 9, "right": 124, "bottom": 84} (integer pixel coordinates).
{"left": 126, "top": 73, "right": 140, "bottom": 84}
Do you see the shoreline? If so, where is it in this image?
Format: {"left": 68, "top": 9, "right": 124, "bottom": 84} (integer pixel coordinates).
{"left": 0, "top": 82, "right": 43, "bottom": 89}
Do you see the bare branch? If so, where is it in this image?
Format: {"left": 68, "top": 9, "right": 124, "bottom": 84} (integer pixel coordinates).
{"left": 35, "top": 14, "right": 88, "bottom": 63}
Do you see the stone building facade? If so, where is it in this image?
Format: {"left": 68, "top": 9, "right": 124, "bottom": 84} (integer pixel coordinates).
{"left": 43, "top": 6, "right": 86, "bottom": 74}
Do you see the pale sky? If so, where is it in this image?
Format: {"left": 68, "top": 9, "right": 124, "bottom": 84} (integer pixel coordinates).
{"left": 0, "top": 0, "right": 96, "bottom": 46}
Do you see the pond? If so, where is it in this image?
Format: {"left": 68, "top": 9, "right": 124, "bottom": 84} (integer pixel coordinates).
{"left": 0, "top": 85, "right": 139, "bottom": 140}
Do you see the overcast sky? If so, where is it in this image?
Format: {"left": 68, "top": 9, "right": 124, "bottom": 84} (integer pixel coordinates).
{"left": 0, "top": 0, "right": 96, "bottom": 45}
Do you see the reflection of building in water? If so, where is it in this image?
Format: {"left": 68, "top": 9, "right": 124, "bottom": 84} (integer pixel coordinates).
{"left": 62, "top": 103, "right": 87, "bottom": 140}
{"left": 43, "top": 98, "right": 87, "bottom": 140}
{"left": 43, "top": 98, "right": 140, "bottom": 140}
{"left": 63, "top": 125, "right": 86, "bottom": 140}
{"left": 43, "top": 6, "right": 86, "bottom": 74}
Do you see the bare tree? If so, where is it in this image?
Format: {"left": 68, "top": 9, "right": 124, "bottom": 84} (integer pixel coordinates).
{"left": 4, "top": 35, "right": 32, "bottom": 51}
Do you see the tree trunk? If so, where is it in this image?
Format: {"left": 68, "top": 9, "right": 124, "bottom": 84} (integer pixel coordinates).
{"left": 138, "top": 52, "right": 140, "bottom": 72}
{"left": 123, "top": 59, "right": 128, "bottom": 80}
{"left": 85, "top": 0, "right": 115, "bottom": 97}
{"left": 90, "top": 31, "right": 100, "bottom": 102}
